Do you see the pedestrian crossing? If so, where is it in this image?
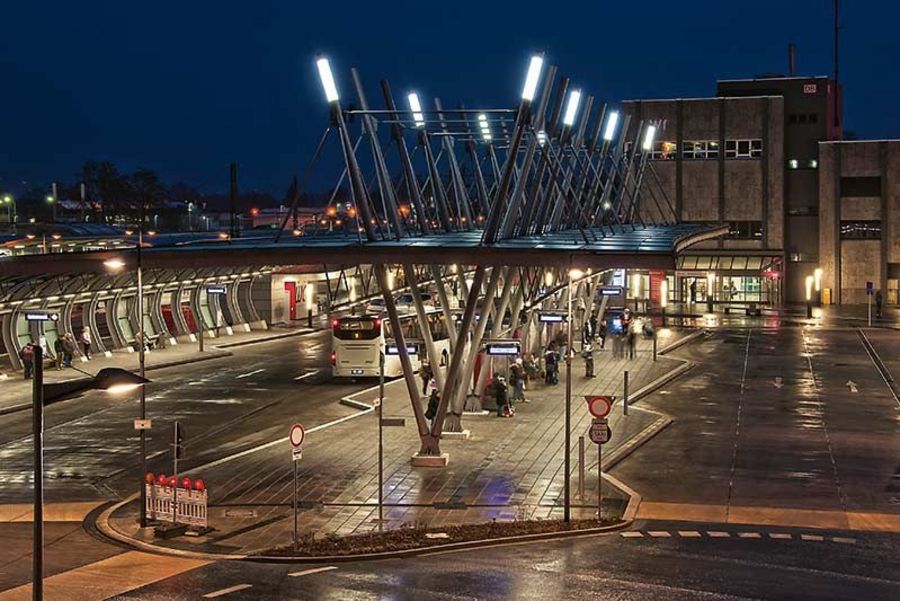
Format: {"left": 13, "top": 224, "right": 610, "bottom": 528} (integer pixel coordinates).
{"left": 621, "top": 529, "right": 857, "bottom": 544}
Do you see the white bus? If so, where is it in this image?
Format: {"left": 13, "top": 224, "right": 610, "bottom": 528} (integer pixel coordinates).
{"left": 331, "top": 310, "right": 450, "bottom": 377}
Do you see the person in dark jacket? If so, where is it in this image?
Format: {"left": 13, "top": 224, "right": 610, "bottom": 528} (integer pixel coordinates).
{"left": 425, "top": 389, "right": 440, "bottom": 430}
{"left": 20, "top": 342, "right": 35, "bottom": 380}
{"left": 419, "top": 362, "right": 433, "bottom": 396}
{"left": 493, "top": 375, "right": 510, "bottom": 416}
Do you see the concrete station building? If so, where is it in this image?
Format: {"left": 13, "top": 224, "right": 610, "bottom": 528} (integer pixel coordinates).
{"left": 624, "top": 71, "right": 899, "bottom": 306}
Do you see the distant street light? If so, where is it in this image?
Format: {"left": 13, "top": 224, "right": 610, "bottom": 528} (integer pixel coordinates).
{"left": 315, "top": 56, "right": 339, "bottom": 103}
{"left": 477, "top": 113, "right": 492, "bottom": 142}
{"left": 30, "top": 354, "right": 148, "bottom": 601}
{"left": 603, "top": 111, "right": 620, "bottom": 141}
{"left": 407, "top": 92, "right": 426, "bottom": 128}
{"left": 521, "top": 55, "right": 544, "bottom": 102}
{"left": 805, "top": 275, "right": 814, "bottom": 318}
{"left": 642, "top": 124, "right": 657, "bottom": 152}
{"left": 562, "top": 89, "right": 582, "bottom": 127}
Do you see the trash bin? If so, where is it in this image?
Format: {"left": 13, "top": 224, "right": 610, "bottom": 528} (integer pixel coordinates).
{"left": 822, "top": 288, "right": 831, "bottom": 305}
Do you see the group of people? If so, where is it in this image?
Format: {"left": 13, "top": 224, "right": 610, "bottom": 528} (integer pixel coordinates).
{"left": 18, "top": 330, "right": 93, "bottom": 380}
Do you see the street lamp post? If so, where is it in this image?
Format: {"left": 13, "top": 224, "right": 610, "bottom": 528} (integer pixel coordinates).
{"left": 661, "top": 278, "right": 668, "bottom": 327}
{"left": 30, "top": 355, "right": 148, "bottom": 601}
{"left": 706, "top": 272, "right": 716, "bottom": 314}
{"left": 565, "top": 267, "right": 584, "bottom": 523}
{"left": 104, "top": 226, "right": 148, "bottom": 527}
{"left": 814, "top": 267, "right": 823, "bottom": 307}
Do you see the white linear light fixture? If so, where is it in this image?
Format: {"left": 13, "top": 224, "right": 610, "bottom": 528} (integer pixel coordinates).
{"left": 521, "top": 55, "right": 544, "bottom": 102}
{"left": 408, "top": 92, "right": 426, "bottom": 128}
{"left": 562, "top": 89, "right": 582, "bottom": 127}
{"left": 316, "top": 56, "right": 339, "bottom": 103}
{"left": 478, "top": 113, "right": 492, "bottom": 141}
{"left": 603, "top": 111, "right": 619, "bottom": 141}
{"left": 642, "top": 124, "right": 657, "bottom": 151}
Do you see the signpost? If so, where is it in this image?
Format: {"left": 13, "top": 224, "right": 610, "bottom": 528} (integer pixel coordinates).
{"left": 585, "top": 395, "right": 614, "bottom": 520}
{"left": 484, "top": 340, "right": 521, "bottom": 356}
{"left": 600, "top": 287, "right": 623, "bottom": 297}
{"left": 289, "top": 422, "right": 304, "bottom": 548}
{"left": 24, "top": 312, "right": 58, "bottom": 322}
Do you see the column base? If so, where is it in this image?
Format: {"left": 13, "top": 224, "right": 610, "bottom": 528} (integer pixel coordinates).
{"left": 411, "top": 452, "right": 449, "bottom": 467}
{"left": 442, "top": 430, "right": 471, "bottom": 440}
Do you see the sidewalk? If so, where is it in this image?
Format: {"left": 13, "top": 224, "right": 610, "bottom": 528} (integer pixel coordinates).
{"left": 0, "top": 324, "right": 315, "bottom": 415}
{"left": 104, "top": 328, "right": 695, "bottom": 557}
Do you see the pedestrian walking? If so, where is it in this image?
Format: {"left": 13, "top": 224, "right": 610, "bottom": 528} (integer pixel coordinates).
{"left": 62, "top": 333, "right": 76, "bottom": 367}
{"left": 583, "top": 343, "right": 594, "bottom": 378}
{"left": 510, "top": 358, "right": 528, "bottom": 403}
{"left": 544, "top": 344, "right": 559, "bottom": 385}
{"left": 19, "top": 342, "right": 35, "bottom": 380}
{"left": 589, "top": 312, "right": 598, "bottom": 341}
{"left": 627, "top": 322, "right": 637, "bottom": 360}
{"left": 425, "top": 388, "right": 440, "bottom": 430}
{"left": 876, "top": 289, "right": 883, "bottom": 319}
{"left": 690, "top": 279, "right": 697, "bottom": 304}
{"left": 598, "top": 321, "right": 607, "bottom": 350}
{"left": 53, "top": 336, "right": 64, "bottom": 370}
{"left": 80, "top": 329, "right": 92, "bottom": 359}
{"left": 419, "top": 361, "right": 433, "bottom": 396}
{"left": 492, "top": 374, "right": 511, "bottom": 417}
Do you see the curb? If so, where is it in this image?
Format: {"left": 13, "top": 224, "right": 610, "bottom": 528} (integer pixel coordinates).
{"left": 658, "top": 329, "right": 705, "bottom": 355}
{"left": 215, "top": 328, "right": 317, "bottom": 349}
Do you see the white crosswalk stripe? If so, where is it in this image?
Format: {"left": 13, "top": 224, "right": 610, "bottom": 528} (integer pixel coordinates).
{"left": 768, "top": 533, "right": 792, "bottom": 540}
{"left": 832, "top": 536, "right": 856, "bottom": 544}
{"left": 677, "top": 530, "right": 702, "bottom": 538}
{"left": 648, "top": 530, "right": 672, "bottom": 537}
{"left": 738, "top": 532, "right": 762, "bottom": 539}
{"left": 707, "top": 531, "right": 730, "bottom": 538}
{"left": 801, "top": 534, "right": 825, "bottom": 542}
{"left": 620, "top": 531, "right": 644, "bottom": 538}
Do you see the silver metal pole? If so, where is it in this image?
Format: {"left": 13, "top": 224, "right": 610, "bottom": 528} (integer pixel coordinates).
{"left": 138, "top": 229, "right": 147, "bottom": 528}
{"left": 598, "top": 442, "right": 603, "bottom": 520}
{"left": 623, "top": 370, "right": 629, "bottom": 416}
{"left": 378, "top": 352, "right": 385, "bottom": 531}
{"left": 578, "top": 435, "right": 585, "bottom": 498}
{"left": 564, "top": 269, "right": 572, "bottom": 522}
{"left": 33, "top": 345, "right": 44, "bottom": 601}
{"left": 292, "top": 459, "right": 298, "bottom": 549}
{"left": 172, "top": 423, "right": 178, "bottom": 525}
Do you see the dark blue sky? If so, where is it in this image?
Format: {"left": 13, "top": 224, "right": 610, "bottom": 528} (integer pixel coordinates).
{"left": 2, "top": 1, "right": 897, "bottom": 195}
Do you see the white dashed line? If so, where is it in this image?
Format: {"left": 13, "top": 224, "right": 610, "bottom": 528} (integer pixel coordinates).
{"left": 293, "top": 370, "right": 318, "bottom": 381}
{"left": 801, "top": 534, "right": 824, "bottom": 542}
{"left": 768, "top": 533, "right": 792, "bottom": 540}
{"left": 738, "top": 532, "right": 762, "bottom": 539}
{"left": 648, "top": 531, "right": 672, "bottom": 538}
{"left": 677, "top": 530, "right": 702, "bottom": 538}
{"left": 236, "top": 368, "right": 265, "bottom": 379}
{"left": 288, "top": 566, "right": 338, "bottom": 577}
{"left": 707, "top": 531, "right": 730, "bottom": 538}
{"left": 620, "top": 531, "right": 644, "bottom": 538}
{"left": 203, "top": 584, "right": 253, "bottom": 598}
{"left": 832, "top": 537, "right": 856, "bottom": 544}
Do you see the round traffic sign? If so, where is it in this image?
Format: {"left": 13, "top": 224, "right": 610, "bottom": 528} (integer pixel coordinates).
{"left": 587, "top": 395, "right": 613, "bottom": 419}
{"left": 289, "top": 423, "right": 305, "bottom": 448}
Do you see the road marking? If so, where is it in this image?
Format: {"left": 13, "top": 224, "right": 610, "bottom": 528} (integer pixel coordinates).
{"left": 677, "top": 530, "right": 701, "bottom": 538}
{"left": 236, "top": 369, "right": 265, "bottom": 379}
{"left": 203, "top": 583, "right": 253, "bottom": 598}
{"left": 768, "top": 533, "right": 792, "bottom": 540}
{"left": 293, "top": 370, "right": 319, "bottom": 381}
{"left": 647, "top": 531, "right": 671, "bottom": 537}
{"left": 620, "top": 531, "right": 644, "bottom": 538}
{"left": 288, "top": 566, "right": 338, "bottom": 577}
{"left": 707, "top": 531, "right": 730, "bottom": 538}
{"left": 832, "top": 536, "right": 856, "bottom": 544}
{"left": 738, "top": 532, "right": 762, "bottom": 539}
{"left": 801, "top": 534, "right": 824, "bottom": 542}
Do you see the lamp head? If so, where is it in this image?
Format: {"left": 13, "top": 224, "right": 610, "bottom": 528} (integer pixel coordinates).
{"left": 521, "top": 55, "right": 544, "bottom": 102}
{"left": 315, "top": 55, "right": 339, "bottom": 103}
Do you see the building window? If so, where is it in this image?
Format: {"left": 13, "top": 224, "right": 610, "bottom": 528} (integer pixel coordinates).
{"left": 648, "top": 141, "right": 677, "bottom": 160}
{"left": 682, "top": 140, "right": 719, "bottom": 159}
{"left": 725, "top": 139, "right": 763, "bottom": 159}
{"left": 726, "top": 221, "right": 763, "bottom": 240}
{"left": 840, "top": 176, "right": 881, "bottom": 197}
{"left": 840, "top": 221, "right": 882, "bottom": 240}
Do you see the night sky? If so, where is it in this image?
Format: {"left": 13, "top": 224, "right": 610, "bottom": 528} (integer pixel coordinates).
{"left": 2, "top": 1, "right": 898, "bottom": 196}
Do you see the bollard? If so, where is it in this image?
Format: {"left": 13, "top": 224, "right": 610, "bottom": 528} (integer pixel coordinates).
{"left": 623, "top": 370, "right": 629, "bottom": 415}
{"left": 653, "top": 336, "right": 657, "bottom": 362}
{"left": 307, "top": 308, "right": 313, "bottom": 329}
{"left": 578, "top": 435, "right": 585, "bottom": 498}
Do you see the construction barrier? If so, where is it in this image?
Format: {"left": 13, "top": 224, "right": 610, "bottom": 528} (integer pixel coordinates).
{"left": 145, "top": 483, "right": 208, "bottom": 528}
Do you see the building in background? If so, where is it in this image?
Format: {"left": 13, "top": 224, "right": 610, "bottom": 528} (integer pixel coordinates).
{"left": 818, "top": 140, "right": 900, "bottom": 304}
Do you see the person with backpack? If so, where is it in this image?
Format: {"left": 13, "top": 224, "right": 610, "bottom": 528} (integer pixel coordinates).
{"left": 544, "top": 344, "right": 559, "bottom": 385}
{"left": 62, "top": 333, "right": 76, "bottom": 367}
{"left": 19, "top": 342, "right": 35, "bottom": 380}
{"left": 419, "top": 361, "right": 433, "bottom": 396}
{"left": 509, "top": 358, "right": 527, "bottom": 404}
{"left": 492, "top": 374, "right": 511, "bottom": 417}
{"left": 424, "top": 388, "right": 440, "bottom": 430}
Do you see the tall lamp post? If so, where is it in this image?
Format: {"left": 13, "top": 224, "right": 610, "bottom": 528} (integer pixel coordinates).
{"left": 31, "top": 356, "right": 148, "bottom": 601}
{"left": 706, "top": 272, "right": 716, "bottom": 314}
{"left": 104, "top": 226, "right": 148, "bottom": 527}
{"left": 805, "top": 275, "right": 814, "bottom": 319}
{"left": 660, "top": 278, "right": 668, "bottom": 327}
{"left": 2, "top": 194, "right": 15, "bottom": 232}
{"left": 814, "top": 267, "right": 823, "bottom": 307}
{"left": 565, "top": 267, "right": 584, "bottom": 522}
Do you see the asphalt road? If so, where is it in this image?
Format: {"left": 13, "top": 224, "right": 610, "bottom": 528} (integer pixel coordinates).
{"left": 0, "top": 329, "right": 369, "bottom": 503}
{"left": 112, "top": 520, "right": 900, "bottom": 600}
